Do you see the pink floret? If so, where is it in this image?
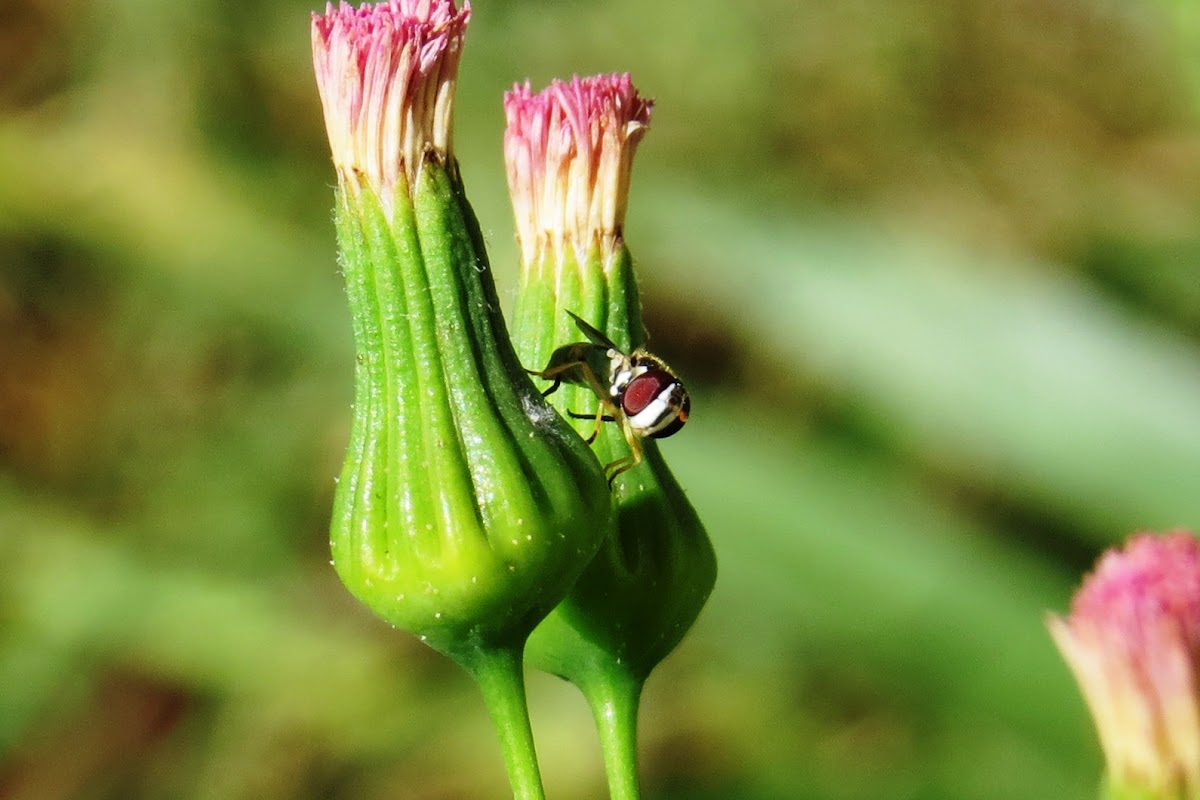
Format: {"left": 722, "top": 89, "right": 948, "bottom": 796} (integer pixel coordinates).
{"left": 1071, "top": 531, "right": 1200, "bottom": 656}
{"left": 503, "top": 74, "right": 651, "bottom": 167}
{"left": 311, "top": 0, "right": 470, "bottom": 208}
{"left": 502, "top": 74, "right": 653, "bottom": 264}
{"left": 1051, "top": 530, "right": 1200, "bottom": 796}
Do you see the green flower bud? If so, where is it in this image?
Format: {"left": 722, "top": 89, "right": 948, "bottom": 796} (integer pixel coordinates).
{"left": 311, "top": 0, "right": 612, "bottom": 664}
{"left": 313, "top": 8, "right": 618, "bottom": 798}
{"left": 504, "top": 75, "right": 717, "bottom": 798}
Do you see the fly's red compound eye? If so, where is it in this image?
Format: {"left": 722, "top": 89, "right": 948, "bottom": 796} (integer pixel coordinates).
{"left": 622, "top": 370, "right": 689, "bottom": 439}
{"left": 621, "top": 370, "right": 671, "bottom": 416}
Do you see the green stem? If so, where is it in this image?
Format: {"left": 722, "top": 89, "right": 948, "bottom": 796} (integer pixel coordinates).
{"left": 582, "top": 666, "right": 644, "bottom": 800}
{"left": 461, "top": 644, "right": 547, "bottom": 800}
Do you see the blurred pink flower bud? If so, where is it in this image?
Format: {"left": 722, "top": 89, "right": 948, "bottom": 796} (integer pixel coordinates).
{"left": 1049, "top": 531, "right": 1200, "bottom": 799}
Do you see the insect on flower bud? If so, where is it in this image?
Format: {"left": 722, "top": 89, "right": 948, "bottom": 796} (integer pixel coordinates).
{"left": 1048, "top": 531, "right": 1200, "bottom": 800}
{"left": 311, "top": 1, "right": 613, "bottom": 663}
{"left": 505, "top": 73, "right": 716, "bottom": 796}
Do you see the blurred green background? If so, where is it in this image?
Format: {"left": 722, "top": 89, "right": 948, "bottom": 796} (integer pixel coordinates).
{"left": 3, "top": 0, "right": 1200, "bottom": 797}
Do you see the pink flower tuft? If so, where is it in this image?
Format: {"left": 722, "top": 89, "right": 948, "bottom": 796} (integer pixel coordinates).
{"left": 312, "top": 0, "right": 470, "bottom": 214}
{"left": 1049, "top": 530, "right": 1200, "bottom": 798}
{"left": 503, "top": 74, "right": 652, "bottom": 268}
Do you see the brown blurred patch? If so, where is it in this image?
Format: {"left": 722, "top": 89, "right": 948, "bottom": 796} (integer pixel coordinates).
{"left": 0, "top": 0, "right": 80, "bottom": 112}
{"left": 0, "top": 672, "right": 189, "bottom": 800}
{"left": 0, "top": 236, "right": 114, "bottom": 485}
{"left": 640, "top": 289, "right": 743, "bottom": 390}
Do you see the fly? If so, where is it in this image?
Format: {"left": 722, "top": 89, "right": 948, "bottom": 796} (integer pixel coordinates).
{"left": 527, "top": 311, "right": 690, "bottom": 485}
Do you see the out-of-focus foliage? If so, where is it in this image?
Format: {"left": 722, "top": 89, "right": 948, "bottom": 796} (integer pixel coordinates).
{"left": 2, "top": 0, "right": 1198, "bottom": 797}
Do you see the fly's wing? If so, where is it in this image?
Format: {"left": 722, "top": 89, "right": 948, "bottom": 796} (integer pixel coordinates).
{"left": 565, "top": 310, "right": 618, "bottom": 350}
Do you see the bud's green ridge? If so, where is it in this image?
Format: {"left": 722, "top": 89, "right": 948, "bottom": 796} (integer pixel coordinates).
{"left": 504, "top": 74, "right": 717, "bottom": 800}
{"left": 312, "top": 5, "right": 614, "bottom": 798}
{"left": 1049, "top": 531, "right": 1200, "bottom": 800}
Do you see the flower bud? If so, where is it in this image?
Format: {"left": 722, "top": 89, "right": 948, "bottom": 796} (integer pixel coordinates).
{"left": 311, "top": 1, "right": 612, "bottom": 662}
{"left": 504, "top": 74, "right": 717, "bottom": 795}
{"left": 1048, "top": 531, "right": 1200, "bottom": 800}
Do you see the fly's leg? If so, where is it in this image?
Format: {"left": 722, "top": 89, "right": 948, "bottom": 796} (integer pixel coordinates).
{"left": 567, "top": 408, "right": 616, "bottom": 444}
{"left": 523, "top": 367, "right": 564, "bottom": 397}
{"left": 567, "top": 411, "right": 617, "bottom": 423}
{"left": 524, "top": 360, "right": 586, "bottom": 397}
{"left": 603, "top": 416, "right": 644, "bottom": 487}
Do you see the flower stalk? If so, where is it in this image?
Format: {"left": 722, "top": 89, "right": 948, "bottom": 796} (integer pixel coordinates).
{"left": 312, "top": 5, "right": 614, "bottom": 797}
{"left": 1049, "top": 531, "right": 1200, "bottom": 800}
{"left": 505, "top": 74, "right": 717, "bottom": 799}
